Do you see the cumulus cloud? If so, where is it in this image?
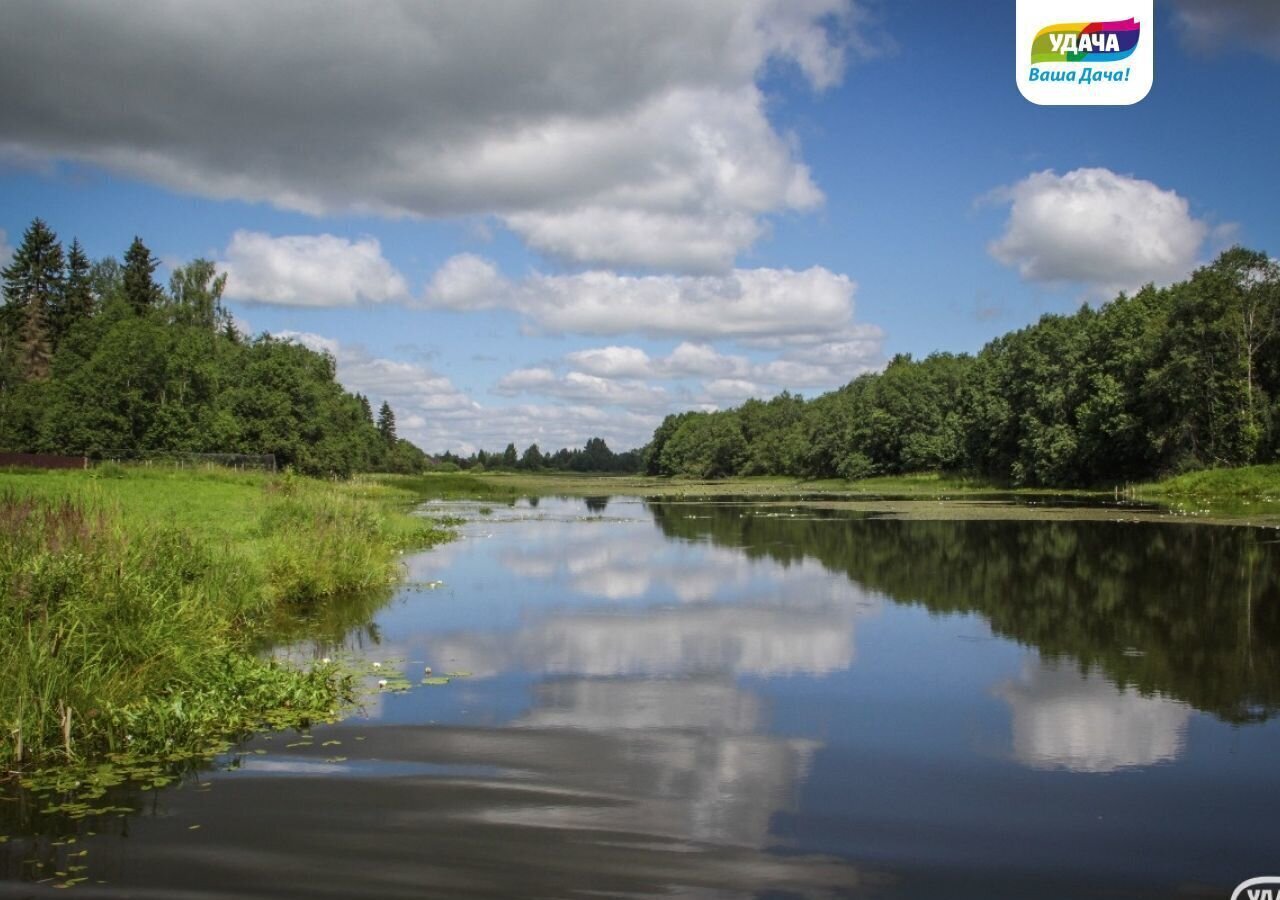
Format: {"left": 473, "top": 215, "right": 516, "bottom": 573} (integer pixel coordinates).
{"left": 224, "top": 233, "right": 865, "bottom": 345}
{"left": 274, "top": 332, "right": 661, "bottom": 453}
{"left": 423, "top": 253, "right": 507, "bottom": 310}
{"left": 665, "top": 342, "right": 747, "bottom": 378}
{"left": 219, "top": 231, "right": 409, "bottom": 306}
{"left": 443, "top": 404, "right": 662, "bottom": 456}
{"left": 703, "top": 379, "right": 768, "bottom": 405}
{"left": 564, "top": 346, "right": 657, "bottom": 379}
{"left": 276, "top": 331, "right": 478, "bottom": 419}
{"left": 0, "top": 0, "right": 875, "bottom": 271}
{"left": 493, "top": 367, "right": 559, "bottom": 394}
{"left": 504, "top": 330, "right": 883, "bottom": 412}
{"left": 987, "top": 168, "right": 1211, "bottom": 294}
{"left": 496, "top": 369, "right": 670, "bottom": 411}
{"left": 1171, "top": 0, "right": 1280, "bottom": 58}
{"left": 418, "top": 258, "right": 859, "bottom": 340}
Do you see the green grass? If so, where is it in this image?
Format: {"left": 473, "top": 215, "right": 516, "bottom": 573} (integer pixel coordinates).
{"left": 0, "top": 465, "right": 451, "bottom": 774}
{"left": 1140, "top": 463, "right": 1280, "bottom": 500}
{"left": 373, "top": 471, "right": 527, "bottom": 501}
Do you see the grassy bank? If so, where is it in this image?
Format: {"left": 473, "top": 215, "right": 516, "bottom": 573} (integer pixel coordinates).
{"left": 405, "top": 466, "right": 1280, "bottom": 501}
{"left": 387, "top": 468, "right": 1280, "bottom": 524}
{"left": 1139, "top": 463, "right": 1280, "bottom": 500}
{"left": 389, "top": 470, "right": 1034, "bottom": 499}
{"left": 0, "top": 466, "right": 450, "bottom": 774}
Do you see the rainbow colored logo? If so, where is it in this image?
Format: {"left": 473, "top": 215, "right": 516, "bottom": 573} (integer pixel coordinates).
{"left": 1031, "top": 17, "right": 1140, "bottom": 63}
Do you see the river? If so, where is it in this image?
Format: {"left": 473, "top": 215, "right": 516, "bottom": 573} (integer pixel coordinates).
{"left": 2, "top": 495, "right": 1278, "bottom": 899}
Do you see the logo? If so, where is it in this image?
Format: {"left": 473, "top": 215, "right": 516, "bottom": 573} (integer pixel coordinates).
{"left": 1016, "top": 0, "right": 1153, "bottom": 106}
{"left": 1233, "top": 878, "right": 1280, "bottom": 900}
{"left": 1031, "top": 18, "right": 1140, "bottom": 63}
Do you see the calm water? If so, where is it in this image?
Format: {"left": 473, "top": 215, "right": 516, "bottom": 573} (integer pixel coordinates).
{"left": 3, "top": 496, "right": 1279, "bottom": 899}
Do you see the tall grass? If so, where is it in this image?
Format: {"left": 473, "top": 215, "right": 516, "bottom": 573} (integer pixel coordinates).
{"left": 0, "top": 468, "right": 451, "bottom": 773}
{"left": 375, "top": 471, "right": 525, "bottom": 501}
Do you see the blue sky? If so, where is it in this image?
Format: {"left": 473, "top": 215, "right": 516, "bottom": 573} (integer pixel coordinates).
{"left": 1, "top": 0, "right": 1277, "bottom": 453}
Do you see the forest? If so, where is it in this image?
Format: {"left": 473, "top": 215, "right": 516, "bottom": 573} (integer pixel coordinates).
{"left": 0, "top": 218, "right": 642, "bottom": 478}
{"left": 0, "top": 219, "right": 434, "bottom": 477}
{"left": 438, "top": 437, "right": 642, "bottom": 474}
{"left": 645, "top": 248, "right": 1280, "bottom": 486}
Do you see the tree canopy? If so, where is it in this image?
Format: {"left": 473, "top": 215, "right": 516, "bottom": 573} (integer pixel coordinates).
{"left": 643, "top": 248, "right": 1280, "bottom": 486}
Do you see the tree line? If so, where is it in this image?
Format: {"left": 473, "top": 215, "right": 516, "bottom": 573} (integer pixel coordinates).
{"left": 0, "top": 218, "right": 427, "bottom": 477}
{"left": 438, "top": 436, "right": 642, "bottom": 473}
{"left": 645, "top": 248, "right": 1280, "bottom": 486}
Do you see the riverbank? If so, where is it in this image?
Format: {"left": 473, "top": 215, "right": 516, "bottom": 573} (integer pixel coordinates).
{"left": 0, "top": 466, "right": 451, "bottom": 774}
{"left": 379, "top": 470, "right": 1006, "bottom": 500}
{"left": 383, "top": 466, "right": 1280, "bottom": 525}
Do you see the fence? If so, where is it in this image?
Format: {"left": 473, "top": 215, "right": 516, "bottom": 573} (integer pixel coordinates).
{"left": 0, "top": 452, "right": 89, "bottom": 470}
{"left": 96, "top": 451, "right": 278, "bottom": 473}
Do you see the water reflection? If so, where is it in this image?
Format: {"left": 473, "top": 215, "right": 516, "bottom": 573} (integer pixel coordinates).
{"left": 506, "top": 678, "right": 819, "bottom": 848}
{"left": 649, "top": 502, "right": 1280, "bottom": 723}
{"left": 428, "top": 603, "right": 858, "bottom": 678}
{"left": 997, "top": 661, "right": 1191, "bottom": 772}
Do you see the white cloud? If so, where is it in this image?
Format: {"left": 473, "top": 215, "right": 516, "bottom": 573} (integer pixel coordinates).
{"left": 220, "top": 231, "right": 408, "bottom": 306}
{"left": 529, "top": 266, "right": 855, "bottom": 338}
{"left": 493, "top": 367, "right": 559, "bottom": 394}
{"left": 987, "top": 168, "right": 1212, "bottom": 294}
{"left": 665, "top": 342, "right": 749, "bottom": 378}
{"left": 1171, "top": 0, "right": 1280, "bottom": 58}
{"left": 564, "top": 346, "right": 656, "bottom": 379}
{"left": 497, "top": 368, "right": 670, "bottom": 412}
{"left": 273, "top": 332, "right": 660, "bottom": 454}
{"left": 0, "top": 1, "right": 877, "bottom": 271}
{"left": 500, "top": 329, "right": 883, "bottom": 413}
{"left": 222, "top": 236, "right": 867, "bottom": 347}
{"left": 0, "top": 230, "right": 11, "bottom": 269}
{"left": 438, "top": 404, "right": 661, "bottom": 456}
{"left": 276, "top": 330, "right": 478, "bottom": 420}
{"left": 423, "top": 253, "right": 507, "bottom": 310}
{"left": 703, "top": 379, "right": 768, "bottom": 404}
{"left": 419, "top": 258, "right": 859, "bottom": 340}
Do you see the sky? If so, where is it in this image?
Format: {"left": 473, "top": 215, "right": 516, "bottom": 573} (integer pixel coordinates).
{"left": 1, "top": 0, "right": 1278, "bottom": 455}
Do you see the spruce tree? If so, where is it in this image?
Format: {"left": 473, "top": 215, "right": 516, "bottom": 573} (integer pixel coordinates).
{"left": 520, "top": 443, "right": 544, "bottom": 470}
{"left": 377, "top": 401, "right": 397, "bottom": 444}
{"left": 2, "top": 218, "right": 63, "bottom": 377}
{"left": 55, "top": 238, "right": 95, "bottom": 346}
{"left": 122, "top": 236, "right": 162, "bottom": 314}
{"left": 16, "top": 289, "right": 52, "bottom": 380}
{"left": 2, "top": 218, "right": 63, "bottom": 335}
